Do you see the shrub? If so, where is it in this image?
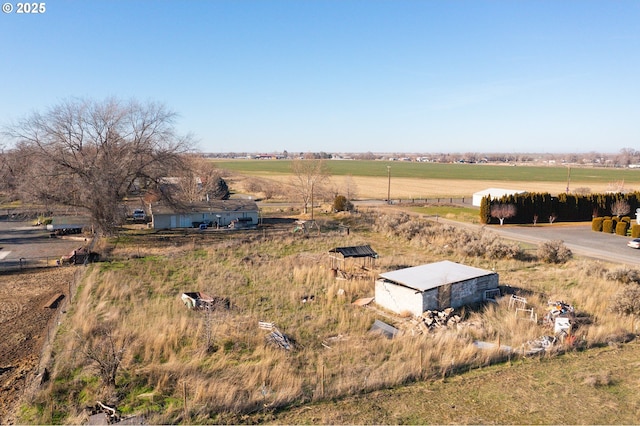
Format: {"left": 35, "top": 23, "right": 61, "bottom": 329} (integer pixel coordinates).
{"left": 537, "top": 240, "right": 572, "bottom": 264}
{"left": 602, "top": 219, "right": 614, "bottom": 233}
{"left": 615, "top": 221, "right": 629, "bottom": 236}
{"left": 632, "top": 224, "right": 640, "bottom": 238}
{"left": 605, "top": 267, "right": 640, "bottom": 284}
{"left": 591, "top": 217, "right": 603, "bottom": 232}
{"left": 622, "top": 216, "right": 631, "bottom": 223}
{"left": 332, "top": 195, "right": 353, "bottom": 212}
{"left": 610, "top": 285, "right": 640, "bottom": 315}
{"left": 455, "top": 231, "right": 524, "bottom": 260}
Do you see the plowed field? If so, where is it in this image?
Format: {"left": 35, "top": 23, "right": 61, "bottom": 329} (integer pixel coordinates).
{"left": 0, "top": 267, "right": 77, "bottom": 424}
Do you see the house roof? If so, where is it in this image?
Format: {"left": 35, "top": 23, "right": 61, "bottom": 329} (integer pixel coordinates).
{"left": 378, "top": 260, "right": 495, "bottom": 292}
{"left": 150, "top": 199, "right": 258, "bottom": 215}
{"left": 329, "top": 245, "right": 378, "bottom": 258}
{"left": 472, "top": 188, "right": 525, "bottom": 198}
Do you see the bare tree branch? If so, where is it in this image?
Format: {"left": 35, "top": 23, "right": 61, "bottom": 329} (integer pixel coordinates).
{"left": 3, "top": 98, "right": 194, "bottom": 234}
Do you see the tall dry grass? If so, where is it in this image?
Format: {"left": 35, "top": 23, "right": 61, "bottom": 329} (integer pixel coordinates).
{"left": 28, "top": 212, "right": 640, "bottom": 424}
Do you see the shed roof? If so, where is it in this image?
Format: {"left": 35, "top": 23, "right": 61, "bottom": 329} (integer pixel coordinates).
{"left": 329, "top": 245, "right": 378, "bottom": 258}
{"left": 378, "top": 260, "right": 495, "bottom": 292}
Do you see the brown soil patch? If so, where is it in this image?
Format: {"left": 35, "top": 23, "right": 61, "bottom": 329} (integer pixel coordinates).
{"left": 0, "top": 267, "right": 77, "bottom": 424}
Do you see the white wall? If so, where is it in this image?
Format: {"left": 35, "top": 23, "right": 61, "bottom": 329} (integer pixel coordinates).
{"left": 375, "top": 280, "right": 424, "bottom": 317}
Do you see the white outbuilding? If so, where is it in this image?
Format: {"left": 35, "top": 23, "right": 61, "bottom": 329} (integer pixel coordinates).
{"left": 472, "top": 188, "right": 526, "bottom": 207}
{"left": 375, "top": 260, "right": 499, "bottom": 317}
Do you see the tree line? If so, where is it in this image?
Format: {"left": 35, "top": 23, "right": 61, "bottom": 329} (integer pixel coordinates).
{"left": 480, "top": 191, "right": 640, "bottom": 225}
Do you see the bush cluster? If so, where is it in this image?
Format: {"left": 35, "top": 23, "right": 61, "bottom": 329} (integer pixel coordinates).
{"left": 373, "top": 213, "right": 524, "bottom": 260}
{"left": 605, "top": 267, "right": 640, "bottom": 284}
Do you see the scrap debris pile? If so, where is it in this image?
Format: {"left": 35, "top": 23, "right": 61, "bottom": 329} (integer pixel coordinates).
{"left": 181, "top": 292, "right": 230, "bottom": 311}
{"left": 259, "top": 321, "right": 294, "bottom": 351}
{"left": 523, "top": 335, "right": 557, "bottom": 355}
{"left": 412, "top": 307, "right": 463, "bottom": 333}
{"left": 543, "top": 300, "right": 575, "bottom": 325}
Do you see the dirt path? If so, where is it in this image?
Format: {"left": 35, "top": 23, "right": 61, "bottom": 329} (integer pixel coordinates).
{"left": 0, "top": 267, "right": 78, "bottom": 424}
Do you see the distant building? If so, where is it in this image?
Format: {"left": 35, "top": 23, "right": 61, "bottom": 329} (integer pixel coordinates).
{"left": 150, "top": 200, "right": 259, "bottom": 229}
{"left": 375, "top": 260, "right": 499, "bottom": 317}
{"left": 472, "top": 188, "right": 526, "bottom": 207}
{"left": 46, "top": 216, "right": 90, "bottom": 234}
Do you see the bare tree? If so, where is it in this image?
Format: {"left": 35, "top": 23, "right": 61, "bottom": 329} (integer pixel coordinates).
{"left": 343, "top": 174, "right": 358, "bottom": 202}
{"left": 490, "top": 203, "right": 517, "bottom": 226}
{"left": 3, "top": 98, "right": 193, "bottom": 234}
{"left": 175, "top": 156, "right": 229, "bottom": 203}
{"left": 611, "top": 199, "right": 631, "bottom": 217}
{"left": 290, "top": 159, "right": 330, "bottom": 214}
{"left": 78, "top": 325, "right": 132, "bottom": 388}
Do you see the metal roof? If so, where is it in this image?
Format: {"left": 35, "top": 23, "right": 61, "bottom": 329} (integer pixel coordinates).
{"left": 329, "top": 245, "right": 378, "bottom": 258}
{"left": 150, "top": 199, "right": 258, "bottom": 215}
{"left": 378, "top": 260, "right": 495, "bottom": 292}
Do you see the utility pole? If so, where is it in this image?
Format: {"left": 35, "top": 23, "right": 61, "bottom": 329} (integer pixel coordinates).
{"left": 311, "top": 181, "right": 314, "bottom": 220}
{"left": 566, "top": 165, "right": 571, "bottom": 194}
{"left": 387, "top": 166, "right": 391, "bottom": 204}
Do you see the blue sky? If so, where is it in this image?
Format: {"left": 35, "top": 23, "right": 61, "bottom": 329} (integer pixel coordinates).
{"left": 1, "top": 1, "right": 638, "bottom": 154}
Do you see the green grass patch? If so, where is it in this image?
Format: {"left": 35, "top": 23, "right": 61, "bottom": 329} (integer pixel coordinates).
{"left": 408, "top": 205, "right": 481, "bottom": 223}
{"left": 215, "top": 159, "right": 640, "bottom": 184}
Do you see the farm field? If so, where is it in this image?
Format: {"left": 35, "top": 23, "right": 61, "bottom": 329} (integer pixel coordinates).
{"left": 217, "top": 160, "right": 640, "bottom": 199}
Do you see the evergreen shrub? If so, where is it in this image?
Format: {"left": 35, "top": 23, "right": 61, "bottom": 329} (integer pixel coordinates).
{"left": 616, "top": 221, "right": 629, "bottom": 236}
{"left": 592, "top": 217, "right": 603, "bottom": 232}
{"left": 602, "top": 219, "right": 614, "bottom": 233}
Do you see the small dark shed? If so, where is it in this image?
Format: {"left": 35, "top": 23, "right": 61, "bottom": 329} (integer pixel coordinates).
{"left": 329, "top": 245, "right": 378, "bottom": 271}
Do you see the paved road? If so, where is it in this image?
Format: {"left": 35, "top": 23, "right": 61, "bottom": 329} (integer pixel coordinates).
{"left": 0, "top": 221, "right": 87, "bottom": 269}
{"left": 436, "top": 218, "right": 640, "bottom": 267}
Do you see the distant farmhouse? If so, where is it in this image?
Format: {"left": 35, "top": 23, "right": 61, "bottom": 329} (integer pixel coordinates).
{"left": 472, "top": 188, "right": 526, "bottom": 207}
{"left": 149, "top": 200, "right": 259, "bottom": 229}
{"left": 375, "top": 260, "right": 499, "bottom": 317}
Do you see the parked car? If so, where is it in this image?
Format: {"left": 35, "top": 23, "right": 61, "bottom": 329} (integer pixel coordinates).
{"left": 132, "top": 209, "right": 145, "bottom": 220}
{"left": 627, "top": 238, "right": 640, "bottom": 249}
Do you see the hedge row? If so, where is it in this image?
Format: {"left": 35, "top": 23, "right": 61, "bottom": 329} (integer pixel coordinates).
{"left": 592, "top": 216, "right": 639, "bottom": 236}
{"left": 481, "top": 191, "right": 640, "bottom": 225}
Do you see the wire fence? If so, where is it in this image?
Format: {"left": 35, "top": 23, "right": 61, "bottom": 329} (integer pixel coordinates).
{"left": 0, "top": 256, "right": 63, "bottom": 272}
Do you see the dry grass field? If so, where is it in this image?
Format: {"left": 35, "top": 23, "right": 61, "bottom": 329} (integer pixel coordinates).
{"left": 5, "top": 164, "right": 639, "bottom": 424}
{"left": 231, "top": 173, "right": 615, "bottom": 200}
{"left": 14, "top": 211, "right": 640, "bottom": 424}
